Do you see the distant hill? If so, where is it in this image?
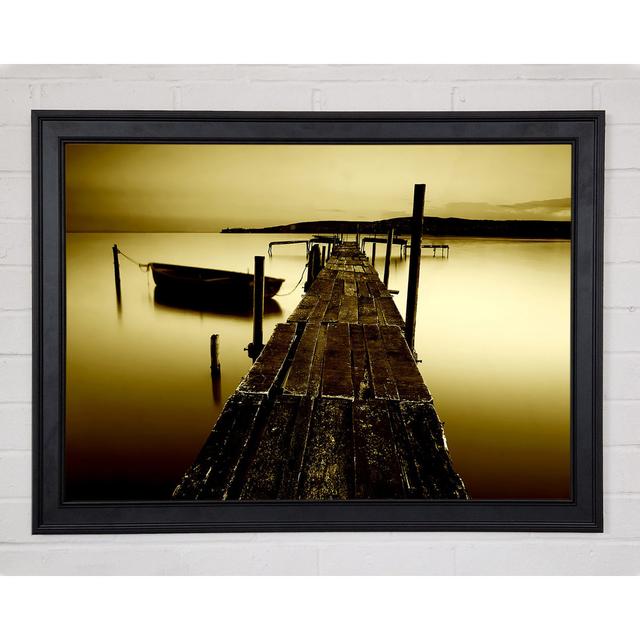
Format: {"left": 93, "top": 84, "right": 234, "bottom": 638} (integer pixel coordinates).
{"left": 221, "top": 216, "right": 571, "bottom": 239}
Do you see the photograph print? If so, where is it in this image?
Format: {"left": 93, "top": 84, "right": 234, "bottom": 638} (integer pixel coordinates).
{"left": 64, "top": 142, "right": 571, "bottom": 502}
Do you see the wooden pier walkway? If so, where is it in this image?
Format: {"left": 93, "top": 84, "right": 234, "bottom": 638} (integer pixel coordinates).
{"left": 173, "top": 242, "right": 468, "bottom": 501}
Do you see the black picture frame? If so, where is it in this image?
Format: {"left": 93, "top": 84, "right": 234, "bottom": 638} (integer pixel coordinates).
{"left": 32, "top": 110, "right": 604, "bottom": 533}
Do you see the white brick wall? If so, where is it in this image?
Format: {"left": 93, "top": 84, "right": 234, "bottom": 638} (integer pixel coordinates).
{"left": 0, "top": 64, "right": 638, "bottom": 575}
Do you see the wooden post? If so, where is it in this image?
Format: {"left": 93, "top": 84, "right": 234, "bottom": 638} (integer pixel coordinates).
{"left": 250, "top": 256, "right": 265, "bottom": 360}
{"left": 210, "top": 334, "right": 221, "bottom": 378}
{"left": 405, "top": 184, "right": 426, "bottom": 351}
{"left": 371, "top": 241, "right": 377, "bottom": 263}
{"left": 321, "top": 245, "right": 326, "bottom": 268}
{"left": 112, "top": 244, "right": 121, "bottom": 299}
{"left": 383, "top": 227, "right": 394, "bottom": 287}
{"left": 311, "top": 244, "right": 321, "bottom": 279}
{"left": 305, "top": 245, "right": 315, "bottom": 291}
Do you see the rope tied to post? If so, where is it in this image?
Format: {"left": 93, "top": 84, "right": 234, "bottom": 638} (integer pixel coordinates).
{"left": 116, "top": 248, "right": 150, "bottom": 272}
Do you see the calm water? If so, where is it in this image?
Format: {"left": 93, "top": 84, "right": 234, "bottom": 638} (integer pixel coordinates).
{"left": 65, "top": 233, "right": 570, "bottom": 500}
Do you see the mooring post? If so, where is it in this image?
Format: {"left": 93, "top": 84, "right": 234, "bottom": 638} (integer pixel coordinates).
{"left": 112, "top": 244, "right": 121, "bottom": 299}
{"left": 371, "top": 241, "right": 377, "bottom": 264}
{"left": 250, "top": 255, "right": 265, "bottom": 360}
{"left": 210, "top": 334, "right": 221, "bottom": 378}
{"left": 321, "top": 245, "right": 326, "bottom": 268}
{"left": 311, "top": 244, "right": 321, "bottom": 279}
{"left": 383, "top": 227, "right": 394, "bottom": 287}
{"left": 405, "top": 184, "right": 426, "bottom": 352}
{"left": 305, "top": 245, "right": 315, "bottom": 291}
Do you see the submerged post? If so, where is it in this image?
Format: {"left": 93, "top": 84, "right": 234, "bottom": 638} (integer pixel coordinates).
{"left": 112, "top": 244, "right": 121, "bottom": 299}
{"left": 250, "top": 256, "right": 265, "bottom": 360}
{"left": 210, "top": 334, "right": 221, "bottom": 378}
{"left": 383, "top": 227, "right": 394, "bottom": 287}
{"left": 405, "top": 184, "right": 426, "bottom": 351}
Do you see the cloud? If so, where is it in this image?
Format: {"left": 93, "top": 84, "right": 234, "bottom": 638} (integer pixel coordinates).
{"left": 434, "top": 198, "right": 571, "bottom": 221}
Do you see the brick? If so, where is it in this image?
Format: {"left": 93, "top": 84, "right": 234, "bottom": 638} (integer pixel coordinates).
{"left": 0, "top": 175, "right": 30, "bottom": 219}
{"left": 605, "top": 353, "right": 640, "bottom": 399}
{"left": 0, "top": 403, "right": 30, "bottom": 449}
{"left": 453, "top": 82, "right": 593, "bottom": 110}
{"left": 0, "top": 128, "right": 30, "bottom": 172}
{"left": 0, "top": 82, "right": 34, "bottom": 126}
{"left": 39, "top": 81, "right": 174, "bottom": 110}
{"left": 604, "top": 495, "right": 640, "bottom": 537}
{"left": 604, "top": 264, "right": 640, "bottom": 308}
{"left": 597, "top": 81, "right": 640, "bottom": 124}
{"left": 0, "top": 312, "right": 30, "bottom": 354}
{"left": 0, "top": 268, "right": 30, "bottom": 310}
{"left": 179, "top": 81, "right": 316, "bottom": 110}
{"left": 605, "top": 174, "right": 640, "bottom": 218}
{"left": 604, "top": 401, "right": 640, "bottom": 445}
{"left": 605, "top": 446, "right": 640, "bottom": 493}
{"left": 0, "top": 221, "right": 30, "bottom": 265}
{"left": 318, "top": 543, "right": 455, "bottom": 575}
{"left": 606, "top": 125, "right": 640, "bottom": 169}
{"left": 0, "top": 545, "right": 188, "bottom": 575}
{"left": 314, "top": 82, "right": 452, "bottom": 111}
{"left": 455, "top": 542, "right": 640, "bottom": 575}
{"left": 0, "top": 451, "right": 30, "bottom": 498}
{"left": 0, "top": 356, "right": 30, "bottom": 402}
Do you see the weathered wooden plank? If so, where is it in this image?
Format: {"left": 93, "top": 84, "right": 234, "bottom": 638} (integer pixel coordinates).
{"left": 357, "top": 295, "right": 379, "bottom": 324}
{"left": 288, "top": 294, "right": 319, "bottom": 322}
{"left": 240, "top": 396, "right": 300, "bottom": 500}
{"left": 278, "top": 396, "right": 315, "bottom": 499}
{"left": 238, "top": 323, "right": 297, "bottom": 395}
{"left": 337, "top": 294, "right": 358, "bottom": 323}
{"left": 363, "top": 324, "right": 399, "bottom": 400}
{"left": 386, "top": 400, "right": 425, "bottom": 498}
{"left": 399, "top": 400, "right": 468, "bottom": 499}
{"left": 355, "top": 274, "right": 371, "bottom": 298}
{"left": 182, "top": 394, "right": 265, "bottom": 500}
{"left": 283, "top": 323, "right": 320, "bottom": 396}
{"left": 375, "top": 297, "right": 405, "bottom": 327}
{"left": 380, "top": 324, "right": 431, "bottom": 401}
{"left": 349, "top": 324, "right": 369, "bottom": 400}
{"left": 299, "top": 398, "right": 353, "bottom": 500}
{"left": 323, "top": 279, "right": 343, "bottom": 322}
{"left": 352, "top": 399, "right": 405, "bottom": 499}
{"left": 307, "top": 324, "right": 327, "bottom": 398}
{"left": 342, "top": 272, "right": 357, "bottom": 296}
{"left": 322, "top": 322, "right": 354, "bottom": 399}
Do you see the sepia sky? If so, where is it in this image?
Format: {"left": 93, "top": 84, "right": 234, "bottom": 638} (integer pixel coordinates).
{"left": 66, "top": 143, "right": 572, "bottom": 232}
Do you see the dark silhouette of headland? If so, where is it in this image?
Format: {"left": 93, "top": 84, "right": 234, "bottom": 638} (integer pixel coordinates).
{"left": 221, "top": 216, "right": 570, "bottom": 239}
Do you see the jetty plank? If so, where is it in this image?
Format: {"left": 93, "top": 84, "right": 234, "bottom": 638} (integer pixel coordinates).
{"left": 299, "top": 398, "right": 353, "bottom": 500}
{"left": 380, "top": 324, "right": 431, "bottom": 401}
{"left": 238, "top": 322, "right": 297, "bottom": 395}
{"left": 352, "top": 399, "right": 405, "bottom": 498}
{"left": 322, "top": 322, "right": 354, "bottom": 399}
{"left": 363, "top": 324, "right": 399, "bottom": 400}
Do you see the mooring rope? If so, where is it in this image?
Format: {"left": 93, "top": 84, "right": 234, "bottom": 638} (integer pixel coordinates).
{"left": 274, "top": 262, "right": 308, "bottom": 297}
{"left": 117, "top": 249, "right": 150, "bottom": 272}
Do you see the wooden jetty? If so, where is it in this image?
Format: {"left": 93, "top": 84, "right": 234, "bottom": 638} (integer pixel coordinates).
{"left": 361, "top": 236, "right": 408, "bottom": 257}
{"left": 422, "top": 244, "right": 450, "bottom": 257}
{"left": 173, "top": 242, "right": 467, "bottom": 501}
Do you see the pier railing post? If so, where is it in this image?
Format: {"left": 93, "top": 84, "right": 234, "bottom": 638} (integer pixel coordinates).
{"left": 250, "top": 255, "right": 265, "bottom": 360}
{"left": 405, "top": 184, "right": 426, "bottom": 352}
{"left": 371, "top": 240, "right": 376, "bottom": 263}
{"left": 321, "top": 245, "right": 326, "bottom": 268}
{"left": 383, "top": 227, "right": 394, "bottom": 287}
{"left": 305, "top": 245, "right": 315, "bottom": 291}
{"left": 112, "top": 244, "right": 121, "bottom": 300}
{"left": 210, "top": 334, "right": 221, "bottom": 378}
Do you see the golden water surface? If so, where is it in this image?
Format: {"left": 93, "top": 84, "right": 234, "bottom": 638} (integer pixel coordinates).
{"left": 65, "top": 232, "right": 570, "bottom": 500}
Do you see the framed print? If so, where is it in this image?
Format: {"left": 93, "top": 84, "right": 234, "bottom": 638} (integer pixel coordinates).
{"left": 32, "top": 110, "right": 604, "bottom": 532}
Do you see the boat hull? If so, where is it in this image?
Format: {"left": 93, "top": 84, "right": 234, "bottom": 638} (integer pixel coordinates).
{"left": 150, "top": 263, "right": 284, "bottom": 302}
